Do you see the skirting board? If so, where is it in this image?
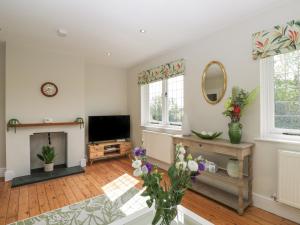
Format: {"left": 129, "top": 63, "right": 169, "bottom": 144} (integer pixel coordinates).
{"left": 253, "top": 193, "right": 300, "bottom": 223}
{"left": 0, "top": 168, "right": 5, "bottom": 178}
{"left": 4, "top": 170, "right": 15, "bottom": 181}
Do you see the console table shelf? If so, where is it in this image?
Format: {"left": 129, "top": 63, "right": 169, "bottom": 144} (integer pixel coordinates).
{"left": 173, "top": 135, "right": 254, "bottom": 215}
{"left": 7, "top": 121, "right": 84, "bottom": 132}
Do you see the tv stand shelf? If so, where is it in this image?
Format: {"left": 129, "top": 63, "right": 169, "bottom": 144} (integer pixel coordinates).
{"left": 88, "top": 141, "right": 132, "bottom": 164}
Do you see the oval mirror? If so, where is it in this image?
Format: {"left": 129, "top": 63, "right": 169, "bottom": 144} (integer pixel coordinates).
{"left": 202, "top": 61, "right": 227, "bottom": 104}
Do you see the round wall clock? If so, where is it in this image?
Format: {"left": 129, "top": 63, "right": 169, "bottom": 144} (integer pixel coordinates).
{"left": 41, "top": 82, "right": 58, "bottom": 97}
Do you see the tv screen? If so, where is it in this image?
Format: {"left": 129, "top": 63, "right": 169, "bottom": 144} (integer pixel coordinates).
{"left": 88, "top": 115, "right": 130, "bottom": 142}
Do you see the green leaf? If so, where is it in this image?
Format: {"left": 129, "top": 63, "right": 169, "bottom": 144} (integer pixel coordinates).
{"left": 152, "top": 208, "right": 162, "bottom": 225}
{"left": 146, "top": 199, "right": 153, "bottom": 208}
{"left": 37, "top": 154, "right": 44, "bottom": 161}
{"left": 167, "top": 165, "right": 176, "bottom": 181}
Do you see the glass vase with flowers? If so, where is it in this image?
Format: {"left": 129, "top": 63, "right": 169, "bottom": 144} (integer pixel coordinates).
{"left": 132, "top": 144, "right": 205, "bottom": 225}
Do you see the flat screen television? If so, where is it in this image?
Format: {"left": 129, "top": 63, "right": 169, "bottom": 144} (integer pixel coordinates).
{"left": 88, "top": 115, "right": 130, "bottom": 142}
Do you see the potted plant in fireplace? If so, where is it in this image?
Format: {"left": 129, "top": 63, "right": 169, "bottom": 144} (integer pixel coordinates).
{"left": 37, "top": 145, "right": 55, "bottom": 172}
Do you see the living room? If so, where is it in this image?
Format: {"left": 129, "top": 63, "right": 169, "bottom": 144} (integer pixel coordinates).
{"left": 0, "top": 1, "right": 300, "bottom": 225}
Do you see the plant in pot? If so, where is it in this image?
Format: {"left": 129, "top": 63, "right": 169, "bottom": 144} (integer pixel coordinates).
{"left": 223, "top": 86, "right": 258, "bottom": 144}
{"left": 37, "top": 145, "right": 55, "bottom": 172}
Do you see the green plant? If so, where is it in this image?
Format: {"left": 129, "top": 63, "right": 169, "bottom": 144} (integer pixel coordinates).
{"left": 37, "top": 145, "right": 55, "bottom": 164}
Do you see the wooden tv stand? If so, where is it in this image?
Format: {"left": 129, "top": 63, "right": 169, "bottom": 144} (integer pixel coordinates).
{"left": 88, "top": 141, "right": 132, "bottom": 164}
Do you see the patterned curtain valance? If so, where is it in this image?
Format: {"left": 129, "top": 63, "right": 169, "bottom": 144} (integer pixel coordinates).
{"left": 252, "top": 20, "right": 300, "bottom": 60}
{"left": 138, "top": 59, "right": 185, "bottom": 85}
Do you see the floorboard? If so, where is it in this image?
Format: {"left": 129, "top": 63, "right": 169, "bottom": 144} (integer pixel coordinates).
{"left": 0, "top": 158, "right": 298, "bottom": 225}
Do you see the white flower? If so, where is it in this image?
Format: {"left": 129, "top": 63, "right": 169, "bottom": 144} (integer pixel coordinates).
{"left": 178, "top": 154, "right": 185, "bottom": 162}
{"left": 176, "top": 161, "right": 187, "bottom": 170}
{"left": 133, "top": 168, "right": 143, "bottom": 177}
{"left": 179, "top": 146, "right": 186, "bottom": 155}
{"left": 188, "top": 160, "right": 198, "bottom": 172}
{"left": 141, "top": 165, "right": 149, "bottom": 174}
{"left": 197, "top": 155, "right": 204, "bottom": 161}
{"left": 132, "top": 160, "right": 142, "bottom": 169}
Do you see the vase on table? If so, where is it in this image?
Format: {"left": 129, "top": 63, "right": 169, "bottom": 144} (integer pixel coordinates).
{"left": 226, "top": 158, "right": 239, "bottom": 178}
{"left": 154, "top": 205, "right": 178, "bottom": 225}
{"left": 228, "top": 122, "right": 242, "bottom": 144}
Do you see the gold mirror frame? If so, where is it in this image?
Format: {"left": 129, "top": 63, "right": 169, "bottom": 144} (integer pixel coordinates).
{"left": 201, "top": 61, "right": 227, "bottom": 105}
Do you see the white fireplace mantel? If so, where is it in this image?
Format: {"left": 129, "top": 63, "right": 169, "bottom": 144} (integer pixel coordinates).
{"left": 5, "top": 125, "right": 85, "bottom": 181}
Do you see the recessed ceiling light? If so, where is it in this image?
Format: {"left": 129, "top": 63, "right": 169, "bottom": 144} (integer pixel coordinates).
{"left": 57, "top": 28, "right": 68, "bottom": 37}
{"left": 105, "top": 52, "right": 111, "bottom": 56}
{"left": 139, "top": 29, "right": 146, "bottom": 33}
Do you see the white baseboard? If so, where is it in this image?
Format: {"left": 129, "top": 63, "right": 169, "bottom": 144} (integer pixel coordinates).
{"left": 0, "top": 168, "right": 5, "bottom": 178}
{"left": 80, "top": 158, "right": 87, "bottom": 167}
{"left": 253, "top": 192, "right": 300, "bottom": 223}
{"left": 4, "top": 170, "right": 15, "bottom": 181}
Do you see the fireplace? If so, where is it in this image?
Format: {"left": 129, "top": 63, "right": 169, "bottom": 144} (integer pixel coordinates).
{"left": 30, "top": 132, "right": 67, "bottom": 171}
{"left": 5, "top": 124, "right": 86, "bottom": 181}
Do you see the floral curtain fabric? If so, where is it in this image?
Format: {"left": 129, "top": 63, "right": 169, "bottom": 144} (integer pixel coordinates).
{"left": 138, "top": 59, "right": 185, "bottom": 85}
{"left": 252, "top": 20, "right": 300, "bottom": 59}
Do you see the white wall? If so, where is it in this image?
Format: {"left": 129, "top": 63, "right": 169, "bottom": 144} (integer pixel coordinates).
{"left": 127, "top": 1, "right": 300, "bottom": 222}
{"left": 5, "top": 42, "right": 86, "bottom": 178}
{"left": 1, "top": 42, "right": 129, "bottom": 177}
{"left": 85, "top": 64, "right": 128, "bottom": 117}
{"left": 6, "top": 43, "right": 85, "bottom": 122}
{"left": 0, "top": 42, "right": 5, "bottom": 172}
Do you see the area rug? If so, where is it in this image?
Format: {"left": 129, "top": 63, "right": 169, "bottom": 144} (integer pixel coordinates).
{"left": 9, "top": 188, "right": 140, "bottom": 225}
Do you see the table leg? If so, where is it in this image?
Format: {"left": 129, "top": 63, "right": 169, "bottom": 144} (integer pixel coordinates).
{"left": 238, "top": 159, "right": 244, "bottom": 215}
{"left": 248, "top": 154, "right": 253, "bottom": 206}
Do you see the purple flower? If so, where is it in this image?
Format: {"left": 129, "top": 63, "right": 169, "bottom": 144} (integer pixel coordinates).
{"left": 133, "top": 147, "right": 146, "bottom": 157}
{"left": 198, "top": 162, "right": 205, "bottom": 171}
{"left": 145, "top": 162, "right": 153, "bottom": 172}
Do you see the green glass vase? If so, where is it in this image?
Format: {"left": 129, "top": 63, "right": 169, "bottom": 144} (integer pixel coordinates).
{"left": 228, "top": 122, "right": 242, "bottom": 144}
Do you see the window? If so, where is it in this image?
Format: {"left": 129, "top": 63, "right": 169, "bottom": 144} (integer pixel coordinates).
{"left": 141, "top": 75, "right": 184, "bottom": 129}
{"left": 261, "top": 49, "right": 300, "bottom": 140}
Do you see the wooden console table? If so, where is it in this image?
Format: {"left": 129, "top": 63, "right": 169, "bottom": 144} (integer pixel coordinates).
{"left": 173, "top": 135, "right": 254, "bottom": 215}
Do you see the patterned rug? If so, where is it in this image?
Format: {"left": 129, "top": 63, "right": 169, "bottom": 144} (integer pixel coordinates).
{"left": 10, "top": 175, "right": 147, "bottom": 225}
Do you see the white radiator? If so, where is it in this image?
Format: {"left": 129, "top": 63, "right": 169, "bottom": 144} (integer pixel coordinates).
{"left": 278, "top": 150, "right": 300, "bottom": 209}
{"left": 142, "top": 130, "right": 174, "bottom": 164}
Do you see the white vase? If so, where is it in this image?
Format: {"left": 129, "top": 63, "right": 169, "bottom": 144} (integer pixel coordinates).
{"left": 182, "top": 113, "right": 191, "bottom": 136}
{"left": 226, "top": 159, "right": 239, "bottom": 178}
{"left": 44, "top": 163, "right": 54, "bottom": 172}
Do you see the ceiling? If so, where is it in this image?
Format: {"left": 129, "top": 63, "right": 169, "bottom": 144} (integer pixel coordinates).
{"left": 0, "top": 0, "right": 290, "bottom": 69}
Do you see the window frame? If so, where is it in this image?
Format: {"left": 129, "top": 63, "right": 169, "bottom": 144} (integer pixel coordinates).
{"left": 141, "top": 75, "right": 184, "bottom": 130}
{"left": 260, "top": 54, "right": 300, "bottom": 142}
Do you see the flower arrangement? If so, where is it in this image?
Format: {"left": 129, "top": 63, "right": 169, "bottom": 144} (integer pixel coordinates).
{"left": 223, "top": 86, "right": 258, "bottom": 143}
{"left": 132, "top": 144, "right": 205, "bottom": 225}
{"left": 223, "top": 86, "right": 258, "bottom": 123}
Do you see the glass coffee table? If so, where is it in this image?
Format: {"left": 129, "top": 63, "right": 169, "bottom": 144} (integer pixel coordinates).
{"left": 110, "top": 205, "right": 214, "bottom": 225}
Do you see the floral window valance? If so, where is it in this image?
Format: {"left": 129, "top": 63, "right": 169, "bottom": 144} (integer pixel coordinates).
{"left": 138, "top": 59, "right": 185, "bottom": 85}
{"left": 252, "top": 20, "right": 300, "bottom": 60}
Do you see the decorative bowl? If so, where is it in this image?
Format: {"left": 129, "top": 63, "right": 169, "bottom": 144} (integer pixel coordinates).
{"left": 192, "top": 130, "right": 222, "bottom": 140}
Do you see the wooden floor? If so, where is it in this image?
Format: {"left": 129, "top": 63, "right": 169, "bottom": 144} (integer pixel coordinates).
{"left": 0, "top": 158, "right": 297, "bottom": 225}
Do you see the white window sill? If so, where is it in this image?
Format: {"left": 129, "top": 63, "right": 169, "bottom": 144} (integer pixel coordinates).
{"left": 141, "top": 124, "right": 182, "bottom": 134}
{"left": 255, "top": 136, "right": 300, "bottom": 145}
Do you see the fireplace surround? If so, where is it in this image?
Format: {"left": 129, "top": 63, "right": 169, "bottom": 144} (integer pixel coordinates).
{"left": 5, "top": 124, "right": 85, "bottom": 181}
